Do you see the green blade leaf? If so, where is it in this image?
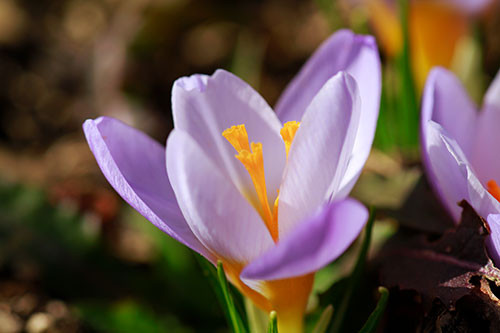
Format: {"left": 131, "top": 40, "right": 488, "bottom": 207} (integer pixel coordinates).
{"left": 359, "top": 287, "right": 389, "bottom": 333}
{"left": 230, "top": 30, "right": 266, "bottom": 90}
{"left": 330, "top": 207, "right": 376, "bottom": 333}
{"left": 267, "top": 311, "right": 278, "bottom": 333}
{"left": 312, "top": 305, "right": 333, "bottom": 333}
{"left": 196, "top": 257, "right": 228, "bottom": 313}
{"left": 217, "top": 261, "right": 248, "bottom": 333}
{"left": 374, "top": 67, "right": 399, "bottom": 151}
{"left": 396, "top": 0, "right": 419, "bottom": 150}
{"left": 196, "top": 256, "right": 247, "bottom": 333}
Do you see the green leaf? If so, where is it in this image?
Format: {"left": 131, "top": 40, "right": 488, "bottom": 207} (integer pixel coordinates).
{"left": 196, "top": 257, "right": 248, "bottom": 333}
{"left": 312, "top": 305, "right": 333, "bottom": 333}
{"left": 396, "top": 0, "right": 419, "bottom": 150}
{"left": 267, "top": 311, "right": 278, "bottom": 333}
{"left": 230, "top": 30, "right": 266, "bottom": 90}
{"left": 217, "top": 261, "right": 248, "bottom": 333}
{"left": 329, "top": 207, "right": 376, "bottom": 333}
{"left": 359, "top": 287, "right": 389, "bottom": 333}
{"left": 374, "top": 67, "right": 399, "bottom": 151}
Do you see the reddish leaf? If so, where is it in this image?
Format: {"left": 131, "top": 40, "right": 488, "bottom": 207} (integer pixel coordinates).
{"left": 377, "top": 201, "right": 500, "bottom": 331}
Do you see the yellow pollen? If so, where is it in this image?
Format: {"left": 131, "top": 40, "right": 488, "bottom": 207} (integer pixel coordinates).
{"left": 280, "top": 121, "right": 300, "bottom": 158}
{"left": 222, "top": 125, "right": 250, "bottom": 152}
{"left": 488, "top": 180, "right": 500, "bottom": 203}
{"left": 222, "top": 122, "right": 301, "bottom": 243}
{"left": 223, "top": 125, "right": 278, "bottom": 242}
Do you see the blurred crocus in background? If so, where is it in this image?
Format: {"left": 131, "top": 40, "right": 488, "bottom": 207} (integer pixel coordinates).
{"left": 421, "top": 66, "right": 500, "bottom": 263}
{"left": 84, "top": 29, "right": 380, "bottom": 332}
{"left": 341, "top": 0, "right": 497, "bottom": 152}
{"left": 358, "top": 0, "right": 493, "bottom": 91}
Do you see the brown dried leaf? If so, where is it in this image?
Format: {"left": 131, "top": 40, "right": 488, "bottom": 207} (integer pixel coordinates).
{"left": 378, "top": 201, "right": 500, "bottom": 331}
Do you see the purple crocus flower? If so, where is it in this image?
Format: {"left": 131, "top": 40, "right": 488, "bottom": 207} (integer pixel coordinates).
{"left": 421, "top": 67, "right": 500, "bottom": 264}
{"left": 83, "top": 29, "right": 381, "bottom": 332}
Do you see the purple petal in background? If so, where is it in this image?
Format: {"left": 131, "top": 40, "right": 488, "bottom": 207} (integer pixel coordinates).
{"left": 472, "top": 69, "right": 500, "bottom": 184}
{"left": 423, "top": 121, "right": 500, "bottom": 222}
{"left": 421, "top": 67, "right": 478, "bottom": 158}
{"left": 241, "top": 198, "right": 368, "bottom": 281}
{"left": 484, "top": 69, "right": 500, "bottom": 110}
{"left": 487, "top": 214, "right": 500, "bottom": 267}
{"left": 83, "top": 117, "right": 214, "bottom": 261}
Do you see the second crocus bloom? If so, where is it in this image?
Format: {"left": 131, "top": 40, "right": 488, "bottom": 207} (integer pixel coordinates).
{"left": 84, "top": 29, "right": 381, "bottom": 332}
{"left": 421, "top": 66, "right": 500, "bottom": 264}
{"left": 363, "top": 0, "right": 492, "bottom": 91}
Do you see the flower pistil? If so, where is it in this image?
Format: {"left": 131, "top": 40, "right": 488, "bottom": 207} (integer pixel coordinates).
{"left": 222, "top": 122, "right": 300, "bottom": 242}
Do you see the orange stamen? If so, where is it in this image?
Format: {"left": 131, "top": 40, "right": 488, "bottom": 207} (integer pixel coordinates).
{"left": 223, "top": 125, "right": 278, "bottom": 241}
{"left": 488, "top": 180, "right": 500, "bottom": 203}
{"left": 222, "top": 122, "right": 301, "bottom": 243}
{"left": 280, "top": 121, "right": 300, "bottom": 159}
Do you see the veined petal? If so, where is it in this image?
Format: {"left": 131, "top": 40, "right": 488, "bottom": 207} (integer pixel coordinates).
{"left": 472, "top": 108, "right": 500, "bottom": 184}
{"left": 335, "top": 34, "right": 381, "bottom": 198}
{"left": 421, "top": 67, "right": 478, "bottom": 158}
{"left": 275, "top": 30, "right": 380, "bottom": 199}
{"left": 166, "top": 129, "right": 274, "bottom": 264}
{"left": 472, "top": 69, "right": 500, "bottom": 183}
{"left": 172, "top": 69, "right": 285, "bottom": 202}
{"left": 175, "top": 74, "right": 209, "bottom": 91}
{"left": 422, "top": 121, "right": 500, "bottom": 223}
{"left": 242, "top": 198, "right": 368, "bottom": 280}
{"left": 278, "top": 72, "right": 361, "bottom": 237}
{"left": 486, "top": 214, "right": 500, "bottom": 266}
{"left": 275, "top": 29, "right": 380, "bottom": 125}
{"left": 83, "top": 117, "right": 214, "bottom": 261}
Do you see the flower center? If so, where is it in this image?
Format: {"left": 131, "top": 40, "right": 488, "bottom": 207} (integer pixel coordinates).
{"left": 487, "top": 180, "right": 500, "bottom": 203}
{"left": 222, "top": 122, "right": 300, "bottom": 242}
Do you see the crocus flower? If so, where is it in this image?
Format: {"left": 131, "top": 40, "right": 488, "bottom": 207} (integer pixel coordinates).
{"left": 358, "top": 0, "right": 492, "bottom": 90}
{"left": 421, "top": 66, "right": 500, "bottom": 263}
{"left": 83, "top": 29, "right": 381, "bottom": 332}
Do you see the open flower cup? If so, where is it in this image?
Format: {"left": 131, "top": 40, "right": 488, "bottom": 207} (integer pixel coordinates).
{"left": 421, "top": 67, "right": 500, "bottom": 264}
{"left": 84, "top": 29, "right": 381, "bottom": 331}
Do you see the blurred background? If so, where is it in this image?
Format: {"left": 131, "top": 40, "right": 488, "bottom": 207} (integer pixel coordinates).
{"left": 0, "top": 0, "right": 499, "bottom": 332}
